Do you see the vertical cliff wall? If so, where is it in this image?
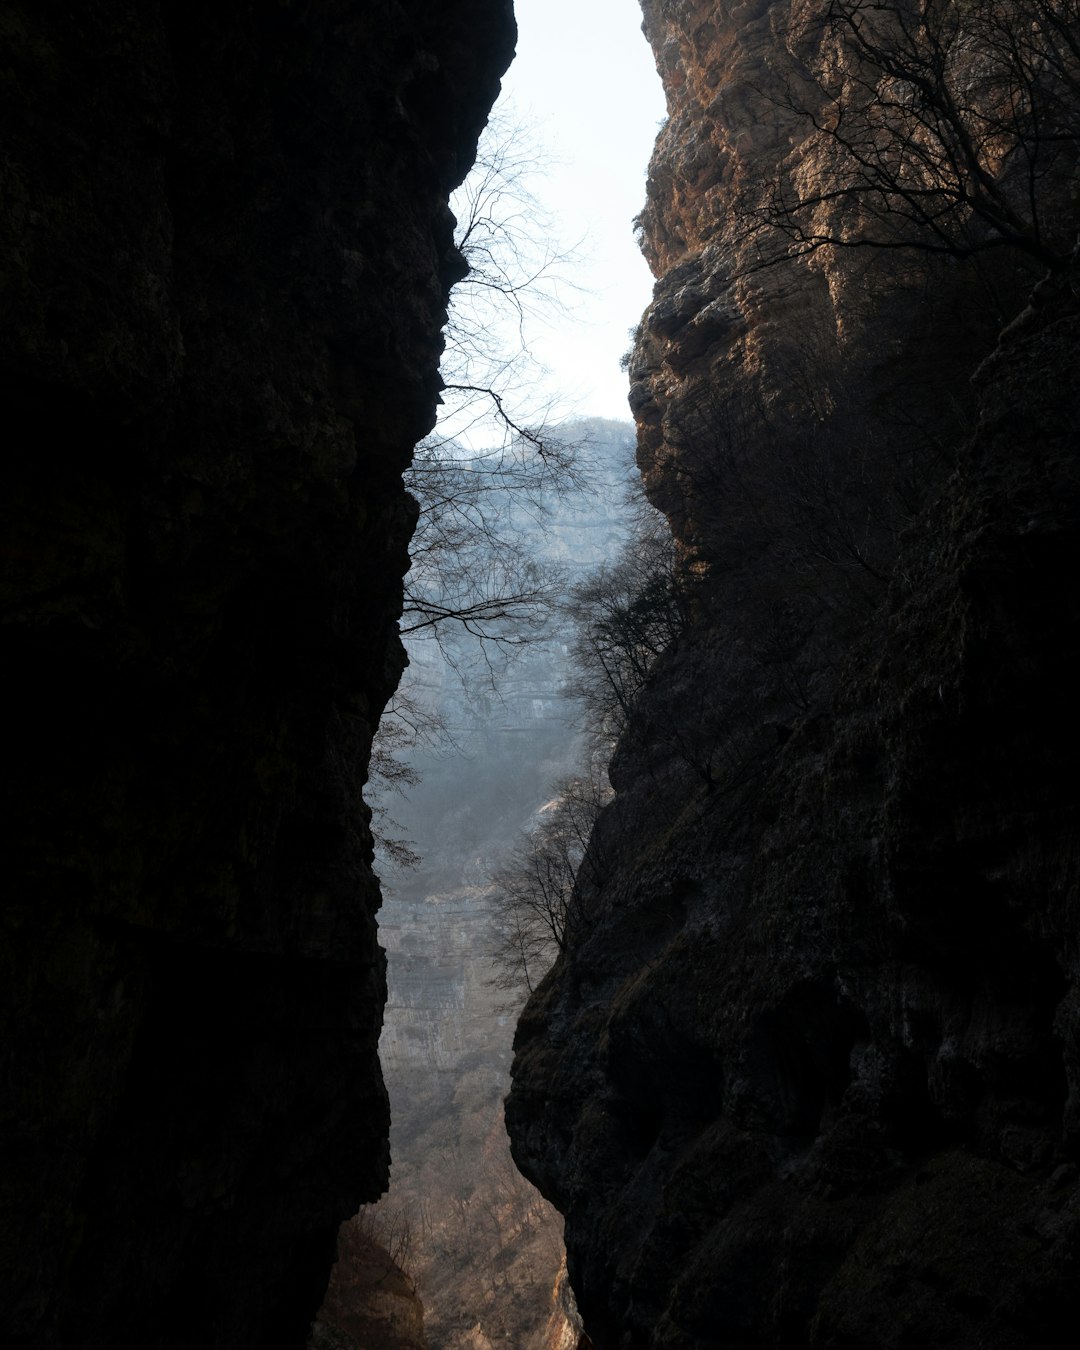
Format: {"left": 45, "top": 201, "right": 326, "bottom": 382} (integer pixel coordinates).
{"left": 508, "top": 3, "right": 1080, "bottom": 1346}
{"left": 0, "top": 3, "right": 514, "bottom": 1347}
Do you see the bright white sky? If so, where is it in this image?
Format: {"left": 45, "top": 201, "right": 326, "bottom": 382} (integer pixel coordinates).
{"left": 448, "top": 0, "right": 666, "bottom": 437}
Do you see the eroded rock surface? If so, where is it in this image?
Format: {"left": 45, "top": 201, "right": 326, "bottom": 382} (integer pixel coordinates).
{"left": 508, "top": 3, "right": 1080, "bottom": 1345}
{"left": 0, "top": 3, "right": 513, "bottom": 1347}
{"left": 310, "top": 1222, "right": 427, "bottom": 1350}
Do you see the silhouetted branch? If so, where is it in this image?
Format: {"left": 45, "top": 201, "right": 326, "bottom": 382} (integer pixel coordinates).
{"left": 746, "top": 0, "right": 1080, "bottom": 272}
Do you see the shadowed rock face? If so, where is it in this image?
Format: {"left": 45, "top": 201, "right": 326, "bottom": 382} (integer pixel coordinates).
{"left": 507, "top": 3, "right": 1080, "bottom": 1346}
{"left": 311, "top": 1221, "right": 427, "bottom": 1350}
{"left": 0, "top": 3, "right": 513, "bottom": 1347}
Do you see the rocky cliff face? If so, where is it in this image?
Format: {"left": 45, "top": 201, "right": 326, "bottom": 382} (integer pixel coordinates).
{"left": 508, "top": 3, "right": 1080, "bottom": 1346}
{"left": 0, "top": 3, "right": 513, "bottom": 1347}
{"left": 310, "top": 1222, "right": 427, "bottom": 1350}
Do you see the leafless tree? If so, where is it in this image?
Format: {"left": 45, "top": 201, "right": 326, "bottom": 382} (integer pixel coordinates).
{"left": 370, "top": 110, "right": 586, "bottom": 862}
{"left": 400, "top": 431, "right": 573, "bottom": 655}
{"left": 563, "top": 491, "right": 685, "bottom": 749}
{"left": 487, "top": 769, "right": 611, "bottom": 996}
{"left": 367, "top": 685, "right": 450, "bottom": 872}
{"left": 753, "top": 0, "right": 1080, "bottom": 270}
{"left": 436, "top": 106, "right": 582, "bottom": 453}
{"left": 391, "top": 104, "right": 589, "bottom": 664}
{"left": 350, "top": 1203, "right": 417, "bottom": 1279}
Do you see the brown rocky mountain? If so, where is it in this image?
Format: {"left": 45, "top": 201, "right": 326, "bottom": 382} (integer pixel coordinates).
{"left": 507, "top": 2, "right": 1080, "bottom": 1347}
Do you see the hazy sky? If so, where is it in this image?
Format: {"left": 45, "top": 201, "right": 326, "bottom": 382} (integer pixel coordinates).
{"left": 449, "top": 0, "right": 666, "bottom": 436}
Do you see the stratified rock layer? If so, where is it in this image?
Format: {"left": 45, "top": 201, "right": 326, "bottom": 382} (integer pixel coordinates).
{"left": 508, "top": 3, "right": 1080, "bottom": 1346}
{"left": 0, "top": 3, "right": 513, "bottom": 1348}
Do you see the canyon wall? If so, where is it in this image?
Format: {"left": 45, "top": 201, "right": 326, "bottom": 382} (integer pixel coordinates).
{"left": 508, "top": 3, "right": 1080, "bottom": 1346}
{"left": 0, "top": 2, "right": 513, "bottom": 1347}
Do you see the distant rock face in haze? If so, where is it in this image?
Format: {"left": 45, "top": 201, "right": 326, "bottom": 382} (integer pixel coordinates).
{"left": 372, "top": 418, "right": 636, "bottom": 1348}
{"left": 507, "top": 3, "right": 1080, "bottom": 1346}
{"left": 0, "top": 3, "right": 513, "bottom": 1347}
{"left": 380, "top": 424, "right": 638, "bottom": 1070}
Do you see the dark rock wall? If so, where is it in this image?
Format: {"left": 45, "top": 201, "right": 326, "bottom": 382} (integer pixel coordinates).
{"left": 507, "top": 3, "right": 1080, "bottom": 1346}
{"left": 0, "top": 2, "right": 514, "bottom": 1347}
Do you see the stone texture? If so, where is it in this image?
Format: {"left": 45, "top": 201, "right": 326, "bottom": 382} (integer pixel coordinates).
{"left": 507, "top": 3, "right": 1080, "bottom": 1346}
{"left": 0, "top": 3, "right": 514, "bottom": 1348}
{"left": 310, "top": 1223, "right": 427, "bottom": 1350}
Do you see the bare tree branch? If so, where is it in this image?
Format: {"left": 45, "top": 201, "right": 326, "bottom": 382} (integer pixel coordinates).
{"left": 486, "top": 769, "right": 612, "bottom": 995}
{"left": 746, "top": 0, "right": 1080, "bottom": 272}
